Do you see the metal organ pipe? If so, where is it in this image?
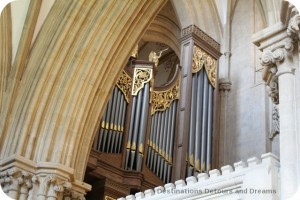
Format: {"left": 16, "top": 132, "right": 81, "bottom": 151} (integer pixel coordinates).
{"left": 200, "top": 71, "right": 209, "bottom": 172}
{"left": 206, "top": 84, "right": 214, "bottom": 170}
{"left": 194, "top": 70, "right": 204, "bottom": 172}
{"left": 137, "top": 83, "right": 150, "bottom": 171}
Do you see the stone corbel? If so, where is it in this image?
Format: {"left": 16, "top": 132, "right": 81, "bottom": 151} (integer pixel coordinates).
{"left": 218, "top": 79, "right": 232, "bottom": 96}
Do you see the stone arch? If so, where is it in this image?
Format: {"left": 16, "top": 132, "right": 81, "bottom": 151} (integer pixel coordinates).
{"left": 0, "top": 0, "right": 167, "bottom": 183}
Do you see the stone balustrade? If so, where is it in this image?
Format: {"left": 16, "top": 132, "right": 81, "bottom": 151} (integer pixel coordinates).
{"left": 118, "top": 153, "right": 280, "bottom": 200}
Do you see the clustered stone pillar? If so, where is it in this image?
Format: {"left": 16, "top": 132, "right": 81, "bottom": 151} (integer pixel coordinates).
{"left": 0, "top": 167, "right": 86, "bottom": 200}
{"left": 259, "top": 14, "right": 300, "bottom": 198}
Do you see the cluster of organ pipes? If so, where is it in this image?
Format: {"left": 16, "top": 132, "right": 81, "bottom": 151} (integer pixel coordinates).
{"left": 93, "top": 86, "right": 127, "bottom": 153}
{"left": 125, "top": 82, "right": 150, "bottom": 171}
{"left": 186, "top": 69, "right": 214, "bottom": 176}
{"left": 92, "top": 45, "right": 217, "bottom": 184}
{"left": 146, "top": 101, "right": 178, "bottom": 183}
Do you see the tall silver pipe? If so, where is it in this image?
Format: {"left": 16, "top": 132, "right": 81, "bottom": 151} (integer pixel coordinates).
{"left": 137, "top": 84, "right": 150, "bottom": 171}
{"left": 149, "top": 113, "right": 158, "bottom": 170}
{"left": 206, "top": 85, "right": 214, "bottom": 171}
{"left": 158, "top": 109, "right": 166, "bottom": 178}
{"left": 153, "top": 112, "right": 161, "bottom": 173}
{"left": 114, "top": 90, "right": 124, "bottom": 153}
{"left": 118, "top": 95, "right": 127, "bottom": 153}
{"left": 160, "top": 109, "right": 168, "bottom": 179}
{"left": 107, "top": 87, "right": 118, "bottom": 152}
{"left": 194, "top": 70, "right": 204, "bottom": 172}
{"left": 147, "top": 112, "right": 156, "bottom": 166}
{"left": 97, "top": 102, "right": 108, "bottom": 151}
{"left": 110, "top": 89, "right": 121, "bottom": 153}
{"left": 200, "top": 72, "right": 209, "bottom": 172}
{"left": 130, "top": 89, "right": 143, "bottom": 170}
{"left": 125, "top": 95, "right": 137, "bottom": 169}
{"left": 101, "top": 91, "right": 114, "bottom": 152}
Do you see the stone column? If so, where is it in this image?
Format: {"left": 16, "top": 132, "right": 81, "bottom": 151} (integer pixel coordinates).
{"left": 261, "top": 37, "right": 298, "bottom": 199}
{"left": 253, "top": 4, "right": 300, "bottom": 198}
{"left": 218, "top": 79, "right": 232, "bottom": 166}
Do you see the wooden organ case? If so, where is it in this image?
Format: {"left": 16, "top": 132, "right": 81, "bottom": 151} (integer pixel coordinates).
{"left": 85, "top": 43, "right": 220, "bottom": 200}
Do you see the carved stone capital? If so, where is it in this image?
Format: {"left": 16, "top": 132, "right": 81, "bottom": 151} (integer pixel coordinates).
{"left": 218, "top": 79, "right": 232, "bottom": 94}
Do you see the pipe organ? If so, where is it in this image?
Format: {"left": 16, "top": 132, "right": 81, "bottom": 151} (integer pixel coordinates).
{"left": 87, "top": 42, "right": 219, "bottom": 200}
{"left": 125, "top": 67, "right": 152, "bottom": 171}
{"left": 186, "top": 46, "right": 216, "bottom": 176}
{"left": 146, "top": 71, "right": 180, "bottom": 183}
{"left": 93, "top": 70, "right": 131, "bottom": 153}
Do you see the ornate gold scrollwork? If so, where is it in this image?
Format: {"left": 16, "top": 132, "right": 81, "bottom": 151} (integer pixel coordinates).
{"left": 131, "top": 68, "right": 152, "bottom": 95}
{"left": 105, "top": 196, "right": 116, "bottom": 200}
{"left": 151, "top": 79, "right": 180, "bottom": 115}
{"left": 192, "top": 45, "right": 217, "bottom": 88}
{"left": 116, "top": 70, "right": 132, "bottom": 103}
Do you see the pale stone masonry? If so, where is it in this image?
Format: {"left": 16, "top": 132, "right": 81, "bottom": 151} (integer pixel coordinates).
{"left": 118, "top": 153, "right": 279, "bottom": 200}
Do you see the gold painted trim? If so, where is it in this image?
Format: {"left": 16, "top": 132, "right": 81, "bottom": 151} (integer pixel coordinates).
{"left": 138, "top": 143, "right": 144, "bottom": 154}
{"left": 151, "top": 79, "right": 180, "bottom": 115}
{"left": 192, "top": 45, "right": 217, "bottom": 88}
{"left": 131, "top": 68, "right": 152, "bottom": 95}
{"left": 105, "top": 196, "right": 116, "bottom": 200}
{"left": 116, "top": 70, "right": 132, "bottom": 103}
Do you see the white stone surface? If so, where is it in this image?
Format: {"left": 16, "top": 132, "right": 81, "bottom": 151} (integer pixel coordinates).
{"left": 118, "top": 153, "right": 280, "bottom": 200}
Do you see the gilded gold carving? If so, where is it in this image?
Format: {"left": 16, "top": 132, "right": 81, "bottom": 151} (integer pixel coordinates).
{"left": 116, "top": 70, "right": 132, "bottom": 103}
{"left": 131, "top": 68, "right": 152, "bottom": 95}
{"left": 105, "top": 196, "right": 116, "bottom": 200}
{"left": 192, "top": 45, "right": 217, "bottom": 88}
{"left": 151, "top": 79, "right": 180, "bottom": 115}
